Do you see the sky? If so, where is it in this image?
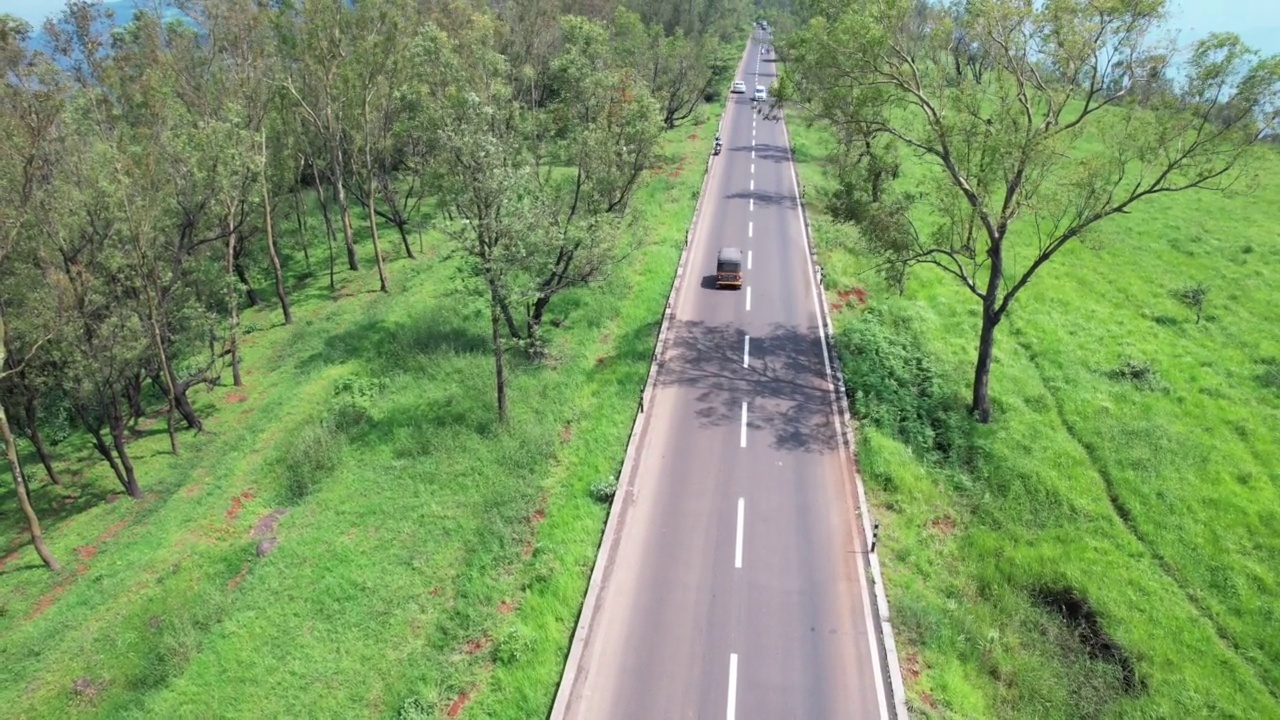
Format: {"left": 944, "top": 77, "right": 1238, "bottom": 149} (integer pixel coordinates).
{"left": 0, "top": 0, "right": 1277, "bottom": 56}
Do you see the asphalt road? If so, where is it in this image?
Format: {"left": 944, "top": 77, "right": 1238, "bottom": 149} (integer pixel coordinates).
{"left": 560, "top": 33, "right": 890, "bottom": 720}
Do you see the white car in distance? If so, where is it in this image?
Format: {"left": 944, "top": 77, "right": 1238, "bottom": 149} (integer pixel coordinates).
{"left": 731, "top": 80, "right": 747, "bottom": 94}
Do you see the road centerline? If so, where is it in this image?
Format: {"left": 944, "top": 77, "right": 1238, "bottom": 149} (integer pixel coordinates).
{"left": 743, "top": 335, "right": 750, "bottom": 368}
{"left": 726, "top": 654, "right": 739, "bottom": 720}
{"left": 745, "top": 286, "right": 751, "bottom": 311}
{"left": 740, "top": 401, "right": 748, "bottom": 448}
{"left": 747, "top": 250, "right": 753, "bottom": 269}
{"left": 735, "top": 498, "right": 745, "bottom": 568}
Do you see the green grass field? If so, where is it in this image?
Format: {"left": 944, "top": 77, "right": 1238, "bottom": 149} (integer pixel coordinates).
{"left": 0, "top": 104, "right": 722, "bottom": 718}
{"left": 789, "top": 116, "right": 1280, "bottom": 719}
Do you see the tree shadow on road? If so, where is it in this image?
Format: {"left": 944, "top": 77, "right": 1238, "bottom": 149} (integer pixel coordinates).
{"left": 655, "top": 319, "right": 839, "bottom": 454}
{"left": 723, "top": 189, "right": 797, "bottom": 210}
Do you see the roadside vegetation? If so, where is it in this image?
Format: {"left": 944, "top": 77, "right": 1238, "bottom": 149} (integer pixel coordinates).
{"left": 0, "top": 0, "right": 748, "bottom": 716}
{"left": 773, "top": 0, "right": 1280, "bottom": 717}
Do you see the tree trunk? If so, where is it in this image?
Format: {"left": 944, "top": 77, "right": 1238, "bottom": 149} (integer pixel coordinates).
{"left": 262, "top": 131, "right": 293, "bottom": 325}
{"left": 226, "top": 209, "right": 244, "bottom": 387}
{"left": 22, "top": 398, "right": 61, "bottom": 486}
{"left": 970, "top": 306, "right": 998, "bottom": 423}
{"left": 106, "top": 395, "right": 141, "bottom": 499}
{"left": 171, "top": 380, "right": 203, "bottom": 432}
{"left": 363, "top": 97, "right": 389, "bottom": 293}
{"left": 124, "top": 369, "right": 146, "bottom": 422}
{"left": 394, "top": 221, "right": 416, "bottom": 260}
{"left": 311, "top": 162, "right": 337, "bottom": 290}
{"left": 233, "top": 251, "right": 261, "bottom": 307}
{"left": 292, "top": 187, "right": 311, "bottom": 271}
{"left": 146, "top": 311, "right": 180, "bottom": 455}
{"left": 1, "top": 398, "right": 60, "bottom": 571}
{"left": 331, "top": 143, "right": 359, "bottom": 271}
{"left": 488, "top": 282, "right": 509, "bottom": 425}
{"left": 76, "top": 403, "right": 126, "bottom": 488}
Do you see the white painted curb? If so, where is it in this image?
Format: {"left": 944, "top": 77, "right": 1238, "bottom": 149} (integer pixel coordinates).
{"left": 547, "top": 38, "right": 751, "bottom": 720}
{"left": 777, "top": 114, "right": 911, "bottom": 719}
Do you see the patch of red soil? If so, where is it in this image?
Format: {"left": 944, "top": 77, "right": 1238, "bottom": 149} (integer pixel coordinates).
{"left": 902, "top": 651, "right": 921, "bottom": 683}
{"left": 498, "top": 600, "right": 516, "bottom": 614}
{"left": 75, "top": 546, "right": 98, "bottom": 561}
{"left": 667, "top": 165, "right": 684, "bottom": 179}
{"left": 27, "top": 582, "right": 70, "bottom": 620}
{"left": 227, "top": 562, "right": 251, "bottom": 590}
{"left": 522, "top": 500, "right": 548, "bottom": 559}
{"left": 929, "top": 515, "right": 956, "bottom": 537}
{"left": 183, "top": 484, "right": 203, "bottom": 497}
{"left": 920, "top": 691, "right": 938, "bottom": 709}
{"left": 0, "top": 548, "right": 22, "bottom": 571}
{"left": 830, "top": 286, "right": 870, "bottom": 314}
{"left": 463, "top": 636, "right": 491, "bottom": 655}
{"left": 225, "top": 488, "right": 257, "bottom": 522}
{"left": 687, "top": 133, "right": 699, "bottom": 141}
{"left": 76, "top": 564, "right": 89, "bottom": 575}
{"left": 560, "top": 424, "right": 572, "bottom": 443}
{"left": 429, "top": 587, "right": 442, "bottom": 597}
{"left": 226, "top": 392, "right": 248, "bottom": 404}
{"left": 446, "top": 688, "right": 474, "bottom": 718}
{"left": 96, "top": 517, "right": 129, "bottom": 544}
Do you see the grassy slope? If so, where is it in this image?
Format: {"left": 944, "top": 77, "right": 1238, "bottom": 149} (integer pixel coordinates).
{"left": 789, "top": 118, "right": 1280, "bottom": 719}
{"left": 0, "top": 106, "right": 721, "bottom": 719}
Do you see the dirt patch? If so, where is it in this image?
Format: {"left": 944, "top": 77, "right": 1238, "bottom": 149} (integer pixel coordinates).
{"left": 446, "top": 688, "right": 473, "bottom": 718}
{"left": 831, "top": 286, "right": 870, "bottom": 314}
{"left": 1032, "top": 586, "right": 1142, "bottom": 693}
{"left": 687, "top": 133, "right": 699, "bottom": 141}
{"left": 226, "top": 392, "right": 248, "bottom": 404}
{"left": 498, "top": 600, "right": 515, "bottom": 614}
{"left": 560, "top": 423, "right": 572, "bottom": 443}
{"left": 225, "top": 488, "right": 257, "bottom": 522}
{"left": 28, "top": 582, "right": 71, "bottom": 621}
{"left": 522, "top": 500, "right": 548, "bottom": 559}
{"left": 183, "top": 484, "right": 203, "bottom": 497}
{"left": 70, "top": 676, "right": 104, "bottom": 704}
{"left": 0, "top": 548, "right": 23, "bottom": 571}
{"left": 75, "top": 546, "right": 98, "bottom": 561}
{"left": 429, "top": 587, "right": 442, "bottom": 597}
{"left": 919, "top": 691, "right": 938, "bottom": 709}
{"left": 227, "top": 562, "right": 251, "bottom": 590}
{"left": 928, "top": 515, "right": 956, "bottom": 537}
{"left": 463, "top": 636, "right": 491, "bottom": 655}
{"left": 250, "top": 508, "right": 289, "bottom": 539}
{"left": 902, "top": 651, "right": 922, "bottom": 683}
{"left": 667, "top": 165, "right": 684, "bottom": 179}
{"left": 96, "top": 517, "right": 129, "bottom": 544}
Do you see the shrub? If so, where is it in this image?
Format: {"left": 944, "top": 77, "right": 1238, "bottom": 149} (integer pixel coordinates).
{"left": 281, "top": 424, "right": 344, "bottom": 504}
{"left": 1108, "top": 359, "right": 1163, "bottom": 391}
{"left": 835, "top": 307, "right": 968, "bottom": 463}
{"left": 589, "top": 476, "right": 618, "bottom": 504}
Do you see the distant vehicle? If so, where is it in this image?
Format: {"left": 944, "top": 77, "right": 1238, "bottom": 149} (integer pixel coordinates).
{"left": 753, "top": 85, "right": 767, "bottom": 102}
{"left": 731, "top": 80, "right": 747, "bottom": 94}
{"left": 716, "top": 248, "right": 744, "bottom": 289}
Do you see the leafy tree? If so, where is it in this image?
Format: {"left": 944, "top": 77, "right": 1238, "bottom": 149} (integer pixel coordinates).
{"left": 788, "top": 0, "right": 1280, "bottom": 422}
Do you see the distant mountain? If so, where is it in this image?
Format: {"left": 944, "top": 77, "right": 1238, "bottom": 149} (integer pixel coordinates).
{"left": 27, "top": 1, "right": 191, "bottom": 57}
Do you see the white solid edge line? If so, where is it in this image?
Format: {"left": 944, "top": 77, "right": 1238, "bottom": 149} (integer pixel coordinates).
{"left": 735, "top": 497, "right": 745, "bottom": 567}
{"left": 726, "top": 653, "right": 739, "bottom": 720}
{"left": 747, "top": 250, "right": 753, "bottom": 269}
{"left": 743, "top": 335, "right": 750, "bottom": 368}
{"left": 745, "top": 286, "right": 751, "bottom": 311}
{"left": 779, "top": 110, "right": 893, "bottom": 720}
{"left": 739, "top": 401, "right": 748, "bottom": 448}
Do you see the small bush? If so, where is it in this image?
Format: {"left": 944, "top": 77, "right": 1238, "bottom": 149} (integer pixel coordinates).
{"left": 1173, "top": 283, "right": 1209, "bottom": 324}
{"left": 1258, "top": 359, "right": 1280, "bottom": 391}
{"left": 282, "top": 424, "right": 345, "bottom": 504}
{"left": 589, "top": 476, "right": 618, "bottom": 504}
{"left": 395, "top": 697, "right": 431, "bottom": 720}
{"left": 494, "top": 623, "right": 536, "bottom": 666}
{"left": 835, "top": 307, "right": 969, "bottom": 464}
{"left": 1108, "top": 359, "right": 1163, "bottom": 391}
